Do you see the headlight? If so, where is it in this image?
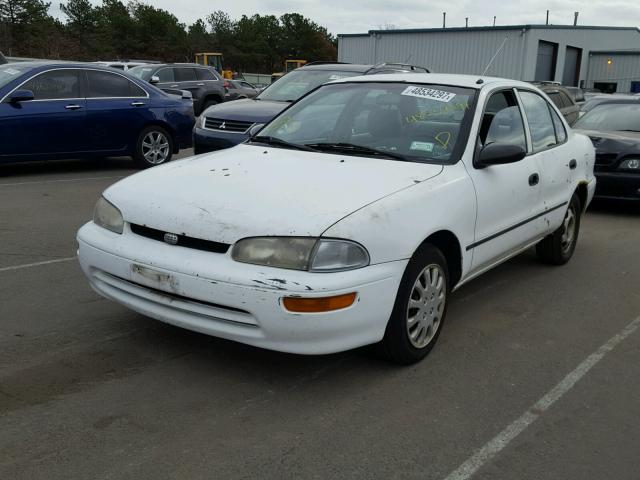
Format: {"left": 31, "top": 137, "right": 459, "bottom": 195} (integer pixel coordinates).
{"left": 199, "top": 115, "right": 207, "bottom": 128}
{"left": 619, "top": 158, "right": 640, "bottom": 171}
{"left": 93, "top": 196, "right": 124, "bottom": 234}
{"left": 231, "top": 237, "right": 369, "bottom": 272}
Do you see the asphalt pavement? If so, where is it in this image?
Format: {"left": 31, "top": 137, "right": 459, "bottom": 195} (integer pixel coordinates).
{"left": 1, "top": 153, "right": 639, "bottom": 480}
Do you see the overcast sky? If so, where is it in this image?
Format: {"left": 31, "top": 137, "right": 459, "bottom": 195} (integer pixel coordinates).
{"left": 50, "top": 1, "right": 640, "bottom": 35}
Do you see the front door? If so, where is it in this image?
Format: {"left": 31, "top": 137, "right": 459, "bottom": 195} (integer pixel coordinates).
{"left": 464, "top": 89, "right": 542, "bottom": 274}
{"left": 0, "top": 68, "right": 86, "bottom": 159}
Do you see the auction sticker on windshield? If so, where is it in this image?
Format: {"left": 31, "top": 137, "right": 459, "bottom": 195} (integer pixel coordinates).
{"left": 401, "top": 86, "right": 456, "bottom": 103}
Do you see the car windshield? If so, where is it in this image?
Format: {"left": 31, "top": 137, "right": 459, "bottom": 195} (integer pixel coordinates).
{"left": 254, "top": 82, "right": 476, "bottom": 164}
{"left": 257, "top": 69, "right": 364, "bottom": 102}
{"left": 128, "top": 66, "right": 155, "bottom": 80}
{"left": 0, "top": 64, "right": 29, "bottom": 89}
{"left": 574, "top": 103, "right": 640, "bottom": 131}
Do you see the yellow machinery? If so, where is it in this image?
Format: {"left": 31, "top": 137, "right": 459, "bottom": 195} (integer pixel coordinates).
{"left": 271, "top": 59, "right": 308, "bottom": 83}
{"left": 194, "top": 52, "right": 232, "bottom": 78}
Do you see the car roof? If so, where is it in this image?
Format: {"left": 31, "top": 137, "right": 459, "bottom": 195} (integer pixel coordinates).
{"left": 299, "top": 63, "right": 374, "bottom": 72}
{"left": 330, "top": 73, "right": 534, "bottom": 90}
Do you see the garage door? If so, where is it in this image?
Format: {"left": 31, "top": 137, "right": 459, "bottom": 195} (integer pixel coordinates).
{"left": 562, "top": 46, "right": 581, "bottom": 86}
{"left": 535, "top": 41, "right": 558, "bottom": 81}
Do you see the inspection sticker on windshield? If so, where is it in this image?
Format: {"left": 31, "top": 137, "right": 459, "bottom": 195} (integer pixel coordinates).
{"left": 401, "top": 86, "right": 456, "bottom": 102}
{"left": 410, "top": 141, "right": 434, "bottom": 152}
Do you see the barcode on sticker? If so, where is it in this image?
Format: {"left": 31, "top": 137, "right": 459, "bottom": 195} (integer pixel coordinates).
{"left": 401, "top": 86, "right": 456, "bottom": 102}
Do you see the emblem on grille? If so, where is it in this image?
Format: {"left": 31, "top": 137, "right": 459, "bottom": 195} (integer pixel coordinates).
{"left": 219, "top": 121, "right": 226, "bottom": 130}
{"left": 163, "top": 233, "right": 179, "bottom": 245}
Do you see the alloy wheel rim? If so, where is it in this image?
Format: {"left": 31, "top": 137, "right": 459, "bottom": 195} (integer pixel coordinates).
{"left": 406, "top": 263, "right": 446, "bottom": 349}
{"left": 560, "top": 205, "right": 576, "bottom": 254}
{"left": 142, "top": 131, "right": 170, "bottom": 164}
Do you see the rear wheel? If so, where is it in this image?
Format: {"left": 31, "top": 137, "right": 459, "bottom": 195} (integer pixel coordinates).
{"left": 380, "top": 244, "right": 449, "bottom": 365}
{"left": 133, "top": 126, "right": 173, "bottom": 168}
{"left": 536, "top": 193, "right": 581, "bottom": 265}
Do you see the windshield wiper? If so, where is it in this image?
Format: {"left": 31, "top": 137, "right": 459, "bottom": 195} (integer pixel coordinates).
{"left": 250, "top": 135, "right": 318, "bottom": 152}
{"left": 305, "top": 142, "right": 408, "bottom": 161}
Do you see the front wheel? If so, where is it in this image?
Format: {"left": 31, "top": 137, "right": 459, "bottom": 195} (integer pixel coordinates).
{"left": 380, "top": 244, "right": 449, "bottom": 365}
{"left": 133, "top": 126, "right": 173, "bottom": 168}
{"left": 536, "top": 193, "right": 582, "bottom": 265}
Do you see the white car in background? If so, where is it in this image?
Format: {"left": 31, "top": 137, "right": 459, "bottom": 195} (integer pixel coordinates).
{"left": 77, "top": 74, "right": 595, "bottom": 364}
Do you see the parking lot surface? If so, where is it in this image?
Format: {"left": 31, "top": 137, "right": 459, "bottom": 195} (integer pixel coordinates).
{"left": 1, "top": 154, "right": 639, "bottom": 479}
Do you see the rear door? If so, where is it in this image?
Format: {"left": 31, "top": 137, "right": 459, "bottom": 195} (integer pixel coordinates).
{"left": 173, "top": 67, "right": 202, "bottom": 106}
{"left": 84, "top": 69, "right": 151, "bottom": 153}
{"left": 0, "top": 68, "right": 86, "bottom": 158}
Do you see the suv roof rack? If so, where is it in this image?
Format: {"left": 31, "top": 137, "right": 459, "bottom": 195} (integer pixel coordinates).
{"left": 365, "top": 62, "right": 430, "bottom": 74}
{"left": 304, "top": 61, "right": 350, "bottom": 66}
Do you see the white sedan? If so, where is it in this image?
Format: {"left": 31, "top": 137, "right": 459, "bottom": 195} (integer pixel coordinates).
{"left": 77, "top": 73, "right": 595, "bottom": 364}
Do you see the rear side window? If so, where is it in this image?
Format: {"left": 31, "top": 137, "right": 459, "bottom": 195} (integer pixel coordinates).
{"left": 156, "top": 68, "right": 174, "bottom": 82}
{"left": 195, "top": 68, "right": 216, "bottom": 81}
{"left": 86, "top": 70, "right": 146, "bottom": 98}
{"left": 23, "top": 69, "right": 81, "bottom": 100}
{"left": 479, "top": 90, "right": 527, "bottom": 150}
{"left": 560, "top": 91, "right": 574, "bottom": 107}
{"left": 549, "top": 106, "right": 567, "bottom": 143}
{"left": 519, "top": 90, "right": 557, "bottom": 152}
{"left": 547, "top": 92, "right": 564, "bottom": 109}
{"left": 174, "top": 68, "right": 197, "bottom": 82}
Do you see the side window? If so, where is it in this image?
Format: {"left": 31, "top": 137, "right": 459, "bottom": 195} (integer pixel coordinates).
{"left": 174, "top": 68, "right": 197, "bottom": 82}
{"left": 86, "top": 70, "right": 144, "bottom": 98}
{"left": 549, "top": 105, "right": 567, "bottom": 143}
{"left": 479, "top": 90, "right": 527, "bottom": 150}
{"left": 156, "top": 68, "right": 174, "bottom": 82}
{"left": 519, "top": 90, "right": 557, "bottom": 152}
{"left": 547, "top": 92, "right": 564, "bottom": 109}
{"left": 195, "top": 68, "right": 216, "bottom": 81}
{"left": 23, "top": 70, "right": 80, "bottom": 100}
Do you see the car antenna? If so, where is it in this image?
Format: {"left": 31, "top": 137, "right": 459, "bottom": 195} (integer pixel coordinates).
{"left": 480, "top": 35, "right": 509, "bottom": 78}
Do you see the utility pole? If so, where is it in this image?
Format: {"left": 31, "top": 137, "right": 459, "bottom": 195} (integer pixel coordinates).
{"left": 493, "top": 16, "right": 496, "bottom": 27}
{"left": 546, "top": 10, "right": 549, "bottom": 25}
{"left": 465, "top": 17, "right": 469, "bottom": 28}
{"left": 574, "top": 12, "right": 579, "bottom": 26}
{"left": 442, "top": 12, "right": 446, "bottom": 28}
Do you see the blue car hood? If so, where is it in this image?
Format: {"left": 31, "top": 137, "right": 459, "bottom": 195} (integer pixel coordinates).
{"left": 201, "top": 99, "right": 288, "bottom": 123}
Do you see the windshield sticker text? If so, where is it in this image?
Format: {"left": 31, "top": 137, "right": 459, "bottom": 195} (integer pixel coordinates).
{"left": 410, "top": 141, "right": 434, "bottom": 152}
{"left": 401, "top": 86, "right": 456, "bottom": 102}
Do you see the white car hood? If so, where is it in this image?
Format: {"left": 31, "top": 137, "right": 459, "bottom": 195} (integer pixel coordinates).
{"left": 105, "top": 144, "right": 443, "bottom": 244}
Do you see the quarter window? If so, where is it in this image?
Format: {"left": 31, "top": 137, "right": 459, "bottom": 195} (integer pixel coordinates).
{"left": 519, "top": 90, "right": 557, "bottom": 152}
{"left": 195, "top": 68, "right": 216, "bottom": 81}
{"left": 22, "top": 70, "right": 81, "bottom": 100}
{"left": 479, "top": 90, "right": 527, "bottom": 150}
{"left": 156, "top": 68, "right": 174, "bottom": 82}
{"left": 549, "top": 105, "right": 567, "bottom": 143}
{"left": 86, "top": 70, "right": 145, "bottom": 98}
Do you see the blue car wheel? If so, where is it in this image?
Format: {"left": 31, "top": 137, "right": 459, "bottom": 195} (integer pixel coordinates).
{"left": 134, "top": 126, "right": 174, "bottom": 168}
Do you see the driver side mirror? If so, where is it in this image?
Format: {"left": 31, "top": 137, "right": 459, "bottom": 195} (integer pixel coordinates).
{"left": 248, "top": 123, "right": 265, "bottom": 137}
{"left": 476, "top": 143, "right": 526, "bottom": 168}
{"left": 149, "top": 75, "right": 160, "bottom": 84}
{"left": 8, "top": 89, "right": 34, "bottom": 103}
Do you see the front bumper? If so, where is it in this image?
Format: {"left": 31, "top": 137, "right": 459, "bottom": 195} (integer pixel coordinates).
{"left": 193, "top": 126, "right": 248, "bottom": 154}
{"left": 594, "top": 171, "right": 640, "bottom": 201}
{"left": 77, "top": 222, "right": 406, "bottom": 355}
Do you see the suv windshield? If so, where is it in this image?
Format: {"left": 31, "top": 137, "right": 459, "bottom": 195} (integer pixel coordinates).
{"left": 0, "top": 64, "right": 29, "bottom": 89}
{"left": 128, "top": 66, "right": 155, "bottom": 80}
{"left": 255, "top": 82, "right": 476, "bottom": 164}
{"left": 574, "top": 103, "right": 640, "bottom": 131}
{"left": 257, "top": 69, "right": 364, "bottom": 102}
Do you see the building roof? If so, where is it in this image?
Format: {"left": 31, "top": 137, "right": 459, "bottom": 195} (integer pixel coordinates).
{"left": 339, "top": 24, "right": 640, "bottom": 38}
{"left": 589, "top": 49, "right": 640, "bottom": 56}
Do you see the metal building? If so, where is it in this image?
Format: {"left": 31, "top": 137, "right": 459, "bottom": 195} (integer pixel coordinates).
{"left": 338, "top": 25, "right": 640, "bottom": 92}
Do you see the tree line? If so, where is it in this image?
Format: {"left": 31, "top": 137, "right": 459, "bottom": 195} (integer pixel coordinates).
{"left": 0, "top": 0, "right": 338, "bottom": 73}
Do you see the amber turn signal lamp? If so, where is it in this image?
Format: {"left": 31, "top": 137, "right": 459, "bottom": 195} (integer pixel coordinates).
{"left": 282, "top": 293, "right": 357, "bottom": 313}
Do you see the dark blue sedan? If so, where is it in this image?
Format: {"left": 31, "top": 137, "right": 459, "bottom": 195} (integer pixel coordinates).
{"left": 0, "top": 62, "right": 195, "bottom": 168}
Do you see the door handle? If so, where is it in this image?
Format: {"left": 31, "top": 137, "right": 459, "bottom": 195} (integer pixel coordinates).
{"left": 130, "top": 101, "right": 145, "bottom": 106}
{"left": 528, "top": 173, "right": 540, "bottom": 186}
{"left": 170, "top": 84, "right": 179, "bottom": 88}
{"left": 569, "top": 159, "right": 577, "bottom": 169}
{"left": 65, "top": 104, "right": 82, "bottom": 110}
{"left": 196, "top": 83, "right": 205, "bottom": 86}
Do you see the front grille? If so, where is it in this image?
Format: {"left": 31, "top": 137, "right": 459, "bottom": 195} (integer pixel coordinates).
{"left": 595, "top": 153, "right": 618, "bottom": 167}
{"left": 130, "top": 224, "right": 230, "bottom": 254}
{"left": 204, "top": 117, "right": 254, "bottom": 133}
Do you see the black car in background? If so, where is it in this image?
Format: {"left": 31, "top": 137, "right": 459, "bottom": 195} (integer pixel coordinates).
{"left": 129, "top": 63, "right": 226, "bottom": 115}
{"left": 531, "top": 82, "right": 580, "bottom": 125}
{"left": 193, "top": 62, "right": 430, "bottom": 154}
{"left": 574, "top": 100, "right": 640, "bottom": 201}
{"left": 224, "top": 80, "right": 259, "bottom": 101}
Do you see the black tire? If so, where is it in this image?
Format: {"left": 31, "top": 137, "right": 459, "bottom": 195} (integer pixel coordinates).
{"left": 133, "top": 126, "right": 174, "bottom": 169}
{"left": 380, "top": 244, "right": 449, "bottom": 365}
{"left": 199, "top": 98, "right": 219, "bottom": 115}
{"left": 536, "top": 193, "right": 582, "bottom": 265}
